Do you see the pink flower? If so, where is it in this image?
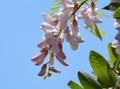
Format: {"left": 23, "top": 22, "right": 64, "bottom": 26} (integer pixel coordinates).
{"left": 62, "top": 0, "right": 79, "bottom": 8}
{"left": 62, "top": 0, "right": 74, "bottom": 8}
{"left": 56, "top": 41, "right": 66, "bottom": 60}
{"left": 112, "top": 40, "right": 120, "bottom": 48}
{"left": 55, "top": 47, "right": 68, "bottom": 66}
{"left": 61, "top": 7, "right": 73, "bottom": 14}
{"left": 64, "top": 18, "right": 84, "bottom": 50}
{"left": 41, "top": 13, "right": 58, "bottom": 32}
{"left": 42, "top": 13, "right": 58, "bottom": 26}
{"left": 114, "top": 19, "right": 120, "bottom": 30}
{"left": 79, "top": 5, "right": 102, "bottom": 31}
{"left": 38, "top": 34, "right": 68, "bottom": 66}
{"left": 50, "top": 39, "right": 68, "bottom": 66}
{"left": 31, "top": 48, "right": 48, "bottom": 66}
{"left": 41, "top": 22, "right": 57, "bottom": 32}
{"left": 55, "top": 12, "right": 69, "bottom": 23}
{"left": 112, "top": 31, "right": 120, "bottom": 54}
{"left": 54, "top": 11, "right": 69, "bottom": 36}
{"left": 37, "top": 41, "right": 48, "bottom": 49}
{"left": 38, "top": 64, "right": 47, "bottom": 76}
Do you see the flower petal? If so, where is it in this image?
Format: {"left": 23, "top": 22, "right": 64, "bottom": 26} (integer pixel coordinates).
{"left": 31, "top": 48, "right": 48, "bottom": 66}
{"left": 41, "top": 22, "right": 56, "bottom": 32}
{"left": 61, "top": 7, "right": 73, "bottom": 14}
{"left": 56, "top": 55, "right": 68, "bottom": 66}
{"left": 42, "top": 13, "right": 58, "bottom": 26}
{"left": 115, "top": 32, "right": 120, "bottom": 41}
{"left": 46, "top": 37, "right": 59, "bottom": 45}
{"left": 56, "top": 50, "right": 66, "bottom": 60}
{"left": 38, "top": 64, "right": 47, "bottom": 76}
{"left": 70, "top": 41, "right": 78, "bottom": 50}
{"left": 55, "top": 12, "right": 69, "bottom": 23}
{"left": 114, "top": 19, "right": 120, "bottom": 30}
{"left": 62, "top": 0, "right": 74, "bottom": 7}
{"left": 37, "top": 41, "right": 48, "bottom": 49}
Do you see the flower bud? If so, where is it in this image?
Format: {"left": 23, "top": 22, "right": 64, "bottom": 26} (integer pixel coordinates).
{"left": 38, "top": 64, "right": 47, "bottom": 76}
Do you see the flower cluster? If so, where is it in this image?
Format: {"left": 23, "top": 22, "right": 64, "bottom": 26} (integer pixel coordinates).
{"left": 31, "top": 0, "right": 102, "bottom": 78}
{"left": 111, "top": 0, "right": 120, "bottom": 54}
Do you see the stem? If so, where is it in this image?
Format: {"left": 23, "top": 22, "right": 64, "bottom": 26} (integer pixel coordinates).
{"left": 57, "top": 0, "right": 88, "bottom": 38}
{"left": 56, "top": 28, "right": 62, "bottom": 38}
{"left": 112, "top": 68, "right": 119, "bottom": 75}
{"left": 69, "top": 0, "right": 88, "bottom": 19}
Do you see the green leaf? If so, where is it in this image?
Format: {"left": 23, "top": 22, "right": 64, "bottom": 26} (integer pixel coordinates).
{"left": 78, "top": 71, "right": 102, "bottom": 89}
{"left": 92, "top": 24, "right": 102, "bottom": 40}
{"left": 114, "top": 55, "right": 120, "bottom": 70}
{"left": 108, "top": 43, "right": 120, "bottom": 70}
{"left": 53, "top": 0, "right": 62, "bottom": 4}
{"left": 89, "top": 51, "right": 116, "bottom": 87}
{"left": 97, "top": 13, "right": 109, "bottom": 17}
{"left": 68, "top": 81, "right": 83, "bottom": 89}
{"left": 110, "top": 2, "right": 120, "bottom": 8}
{"left": 113, "top": 7, "right": 120, "bottom": 19}
{"left": 49, "top": 11, "right": 55, "bottom": 17}
{"left": 108, "top": 43, "right": 117, "bottom": 64}
{"left": 50, "top": 4, "right": 60, "bottom": 11}
{"left": 102, "top": 5, "right": 110, "bottom": 10}
{"left": 103, "top": 2, "right": 120, "bottom": 10}
{"left": 99, "top": 28, "right": 108, "bottom": 36}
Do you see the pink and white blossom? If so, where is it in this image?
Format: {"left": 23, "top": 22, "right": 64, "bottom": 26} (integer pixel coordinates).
{"left": 38, "top": 64, "right": 47, "bottom": 76}
{"left": 112, "top": 40, "right": 120, "bottom": 54}
{"left": 55, "top": 12, "right": 69, "bottom": 23}
{"left": 79, "top": 5, "right": 102, "bottom": 31}
{"left": 114, "top": 19, "right": 120, "bottom": 30}
{"left": 62, "top": 0, "right": 74, "bottom": 8}
{"left": 42, "top": 13, "right": 58, "bottom": 26}
{"left": 31, "top": 48, "right": 48, "bottom": 66}
{"left": 32, "top": 0, "right": 103, "bottom": 77}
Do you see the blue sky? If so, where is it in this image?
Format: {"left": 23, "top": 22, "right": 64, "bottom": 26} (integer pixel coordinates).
{"left": 0, "top": 0, "right": 117, "bottom": 89}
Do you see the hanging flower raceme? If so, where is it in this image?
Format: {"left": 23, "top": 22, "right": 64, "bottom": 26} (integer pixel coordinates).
{"left": 31, "top": 0, "right": 103, "bottom": 78}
